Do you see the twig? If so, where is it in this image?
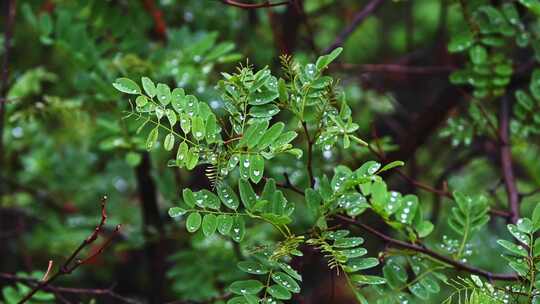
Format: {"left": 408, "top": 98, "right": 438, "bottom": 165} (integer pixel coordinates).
{"left": 499, "top": 97, "right": 520, "bottom": 224}
{"left": 323, "top": 0, "right": 385, "bottom": 53}
{"left": 336, "top": 215, "right": 518, "bottom": 281}
{"left": 302, "top": 122, "right": 315, "bottom": 187}
{"left": 16, "top": 197, "right": 122, "bottom": 304}
{"left": 334, "top": 63, "right": 455, "bottom": 75}
{"left": 40, "top": 261, "right": 53, "bottom": 282}
{"left": 141, "top": 0, "right": 167, "bottom": 41}
{"left": 0, "top": 273, "right": 140, "bottom": 304}
{"left": 367, "top": 138, "right": 511, "bottom": 218}
{"left": 0, "top": 0, "right": 17, "bottom": 199}
{"left": 220, "top": 0, "right": 291, "bottom": 9}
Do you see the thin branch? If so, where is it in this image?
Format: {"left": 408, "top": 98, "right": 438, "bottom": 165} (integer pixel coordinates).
{"left": 336, "top": 215, "right": 519, "bottom": 281}
{"left": 220, "top": 0, "right": 291, "bottom": 9}
{"left": 141, "top": 0, "right": 168, "bottom": 41}
{"left": 334, "top": 63, "right": 455, "bottom": 75}
{"left": 0, "top": 273, "right": 140, "bottom": 304}
{"left": 16, "top": 197, "right": 122, "bottom": 304}
{"left": 323, "top": 0, "right": 385, "bottom": 53}
{"left": 302, "top": 122, "right": 315, "bottom": 187}
{"left": 367, "top": 139, "right": 511, "bottom": 218}
{"left": 0, "top": 0, "right": 17, "bottom": 199}
{"left": 499, "top": 97, "right": 520, "bottom": 224}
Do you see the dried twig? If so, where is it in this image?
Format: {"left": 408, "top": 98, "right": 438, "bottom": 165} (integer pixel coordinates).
{"left": 16, "top": 197, "right": 122, "bottom": 304}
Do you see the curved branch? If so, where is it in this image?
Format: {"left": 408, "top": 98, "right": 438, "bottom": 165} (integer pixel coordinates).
{"left": 323, "top": 0, "right": 385, "bottom": 53}
{"left": 500, "top": 96, "right": 520, "bottom": 224}
{"left": 16, "top": 197, "right": 121, "bottom": 304}
{"left": 336, "top": 215, "right": 519, "bottom": 281}
{"left": 220, "top": 0, "right": 291, "bottom": 9}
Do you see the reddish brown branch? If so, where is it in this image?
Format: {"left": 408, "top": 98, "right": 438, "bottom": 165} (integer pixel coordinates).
{"left": 141, "top": 0, "right": 167, "bottom": 41}
{"left": 336, "top": 215, "right": 519, "bottom": 281}
{"left": 16, "top": 197, "right": 121, "bottom": 304}
{"left": 368, "top": 137, "right": 511, "bottom": 218}
{"left": 0, "top": 0, "right": 17, "bottom": 199}
{"left": 323, "top": 0, "right": 385, "bottom": 53}
{"left": 334, "top": 63, "right": 455, "bottom": 75}
{"left": 220, "top": 0, "right": 291, "bottom": 9}
{"left": 0, "top": 273, "right": 140, "bottom": 304}
{"left": 499, "top": 97, "right": 520, "bottom": 224}
{"left": 302, "top": 122, "right": 315, "bottom": 187}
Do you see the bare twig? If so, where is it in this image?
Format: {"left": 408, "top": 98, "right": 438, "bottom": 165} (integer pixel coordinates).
{"left": 302, "top": 122, "right": 315, "bottom": 187}
{"left": 0, "top": 0, "right": 17, "bottom": 199}
{"left": 334, "top": 63, "right": 455, "bottom": 75}
{"left": 499, "top": 97, "right": 520, "bottom": 224}
{"left": 141, "top": 0, "right": 167, "bottom": 41}
{"left": 220, "top": 0, "right": 291, "bottom": 9}
{"left": 336, "top": 215, "right": 518, "bottom": 281}
{"left": 323, "top": 0, "right": 385, "bottom": 53}
{"left": 0, "top": 273, "right": 140, "bottom": 304}
{"left": 16, "top": 197, "right": 122, "bottom": 304}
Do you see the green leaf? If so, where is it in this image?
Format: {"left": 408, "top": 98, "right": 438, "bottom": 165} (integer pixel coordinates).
{"left": 267, "top": 285, "right": 291, "bottom": 300}
{"left": 334, "top": 237, "right": 364, "bottom": 248}
{"left": 192, "top": 116, "right": 205, "bottom": 141}
{"left": 205, "top": 114, "right": 218, "bottom": 143}
{"left": 113, "top": 78, "right": 140, "bottom": 94}
{"left": 498, "top": 239, "right": 528, "bottom": 257}
{"left": 182, "top": 188, "right": 196, "bottom": 208}
{"left": 351, "top": 275, "right": 386, "bottom": 285}
{"left": 146, "top": 127, "right": 159, "bottom": 151}
{"left": 180, "top": 114, "right": 191, "bottom": 134}
{"left": 217, "top": 214, "right": 233, "bottom": 235}
{"left": 202, "top": 214, "right": 218, "bottom": 236}
{"left": 229, "top": 280, "right": 264, "bottom": 295}
{"left": 185, "top": 147, "right": 199, "bottom": 170}
{"left": 186, "top": 212, "right": 202, "bottom": 233}
{"left": 356, "top": 161, "right": 381, "bottom": 177}
{"left": 448, "top": 32, "right": 474, "bottom": 53}
{"left": 176, "top": 141, "right": 189, "bottom": 166}
{"left": 517, "top": 218, "right": 534, "bottom": 233}
{"left": 239, "top": 154, "right": 250, "bottom": 180}
{"left": 156, "top": 83, "right": 171, "bottom": 106}
{"left": 272, "top": 272, "right": 301, "bottom": 293}
{"left": 409, "top": 282, "right": 429, "bottom": 300}
{"left": 344, "top": 257, "right": 379, "bottom": 272}
{"left": 533, "top": 203, "right": 540, "bottom": 230}
{"left": 164, "top": 133, "right": 175, "bottom": 151}
{"left": 316, "top": 47, "right": 343, "bottom": 71}
{"left": 250, "top": 90, "right": 279, "bottom": 105}
{"left": 340, "top": 248, "right": 367, "bottom": 258}
{"left": 249, "top": 154, "right": 264, "bottom": 184}
{"left": 242, "top": 121, "right": 269, "bottom": 149}
{"left": 469, "top": 45, "right": 488, "bottom": 65}
{"left": 231, "top": 216, "right": 246, "bottom": 242}
{"left": 166, "top": 109, "right": 177, "bottom": 127}
{"left": 249, "top": 104, "right": 280, "bottom": 118}
{"left": 141, "top": 77, "right": 156, "bottom": 97}
{"left": 135, "top": 95, "right": 148, "bottom": 107}
{"left": 195, "top": 189, "right": 220, "bottom": 210}
{"left": 257, "top": 122, "right": 284, "bottom": 150}
{"left": 305, "top": 188, "right": 322, "bottom": 217}
{"left": 371, "top": 180, "right": 388, "bottom": 211}
{"left": 171, "top": 88, "right": 186, "bottom": 113}
{"left": 237, "top": 261, "right": 269, "bottom": 275}
{"left": 278, "top": 263, "right": 302, "bottom": 281}
{"left": 378, "top": 161, "right": 404, "bottom": 173}
{"left": 395, "top": 194, "right": 418, "bottom": 225}
{"left": 168, "top": 207, "right": 187, "bottom": 218}
{"left": 217, "top": 183, "right": 240, "bottom": 210}
{"left": 239, "top": 179, "right": 257, "bottom": 210}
